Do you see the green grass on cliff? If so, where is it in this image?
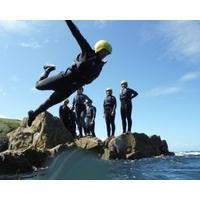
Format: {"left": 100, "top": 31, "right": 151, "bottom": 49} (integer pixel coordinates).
{"left": 0, "top": 118, "right": 21, "bottom": 139}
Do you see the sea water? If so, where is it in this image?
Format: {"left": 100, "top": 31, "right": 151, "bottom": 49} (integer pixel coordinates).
{"left": 1, "top": 151, "right": 200, "bottom": 180}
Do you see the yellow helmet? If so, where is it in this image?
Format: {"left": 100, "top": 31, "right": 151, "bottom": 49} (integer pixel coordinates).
{"left": 121, "top": 80, "right": 128, "bottom": 86}
{"left": 94, "top": 40, "right": 112, "bottom": 54}
{"left": 106, "top": 88, "right": 113, "bottom": 93}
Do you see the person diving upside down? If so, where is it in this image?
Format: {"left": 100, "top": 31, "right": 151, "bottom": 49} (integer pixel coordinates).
{"left": 27, "top": 20, "right": 112, "bottom": 126}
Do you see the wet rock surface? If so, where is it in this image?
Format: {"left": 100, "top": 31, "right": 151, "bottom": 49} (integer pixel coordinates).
{"left": 0, "top": 112, "right": 174, "bottom": 175}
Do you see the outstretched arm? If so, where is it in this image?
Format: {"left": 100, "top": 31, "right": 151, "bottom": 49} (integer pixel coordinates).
{"left": 65, "top": 20, "right": 93, "bottom": 53}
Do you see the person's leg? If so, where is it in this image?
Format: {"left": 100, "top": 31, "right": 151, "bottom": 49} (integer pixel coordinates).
{"left": 111, "top": 114, "right": 116, "bottom": 136}
{"left": 36, "top": 71, "right": 65, "bottom": 91}
{"left": 71, "top": 112, "right": 77, "bottom": 138}
{"left": 85, "top": 117, "right": 90, "bottom": 136}
{"left": 80, "top": 110, "right": 86, "bottom": 136}
{"left": 120, "top": 106, "right": 126, "bottom": 133}
{"left": 75, "top": 111, "right": 83, "bottom": 137}
{"left": 28, "top": 91, "right": 67, "bottom": 126}
{"left": 38, "top": 65, "right": 56, "bottom": 81}
{"left": 91, "top": 121, "right": 96, "bottom": 137}
{"left": 127, "top": 104, "right": 132, "bottom": 132}
{"left": 105, "top": 113, "right": 111, "bottom": 137}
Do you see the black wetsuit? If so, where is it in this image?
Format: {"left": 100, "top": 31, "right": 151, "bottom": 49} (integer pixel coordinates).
{"left": 28, "top": 20, "right": 106, "bottom": 126}
{"left": 59, "top": 104, "right": 76, "bottom": 138}
{"left": 85, "top": 105, "right": 96, "bottom": 137}
{"left": 72, "top": 93, "right": 91, "bottom": 137}
{"left": 103, "top": 94, "right": 117, "bottom": 137}
{"left": 120, "top": 87, "right": 138, "bottom": 133}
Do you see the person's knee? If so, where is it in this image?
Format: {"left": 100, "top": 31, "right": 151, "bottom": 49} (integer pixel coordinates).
{"left": 35, "top": 82, "right": 42, "bottom": 90}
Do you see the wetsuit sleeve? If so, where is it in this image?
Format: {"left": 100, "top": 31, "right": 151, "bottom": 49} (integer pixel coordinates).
{"left": 103, "top": 99, "right": 106, "bottom": 113}
{"left": 65, "top": 20, "right": 93, "bottom": 54}
{"left": 113, "top": 96, "right": 117, "bottom": 113}
{"left": 130, "top": 88, "right": 138, "bottom": 99}
{"left": 84, "top": 94, "right": 92, "bottom": 103}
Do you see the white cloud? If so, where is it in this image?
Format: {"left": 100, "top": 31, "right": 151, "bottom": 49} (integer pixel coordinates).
{"left": 146, "top": 70, "right": 200, "bottom": 97}
{"left": 0, "top": 88, "right": 6, "bottom": 96}
{"left": 0, "top": 20, "right": 33, "bottom": 33}
{"left": 0, "top": 115, "right": 9, "bottom": 118}
{"left": 20, "top": 41, "right": 41, "bottom": 49}
{"left": 146, "top": 86, "right": 182, "bottom": 97}
{"left": 94, "top": 20, "right": 109, "bottom": 29}
{"left": 158, "top": 21, "right": 200, "bottom": 62}
{"left": 180, "top": 71, "right": 200, "bottom": 82}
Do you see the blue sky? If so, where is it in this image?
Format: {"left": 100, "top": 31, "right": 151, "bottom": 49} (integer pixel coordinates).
{"left": 0, "top": 20, "right": 200, "bottom": 152}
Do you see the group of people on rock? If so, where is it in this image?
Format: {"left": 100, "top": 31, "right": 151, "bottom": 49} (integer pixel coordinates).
{"left": 27, "top": 20, "right": 139, "bottom": 139}
{"left": 59, "top": 87, "right": 96, "bottom": 138}
{"left": 59, "top": 80, "right": 138, "bottom": 138}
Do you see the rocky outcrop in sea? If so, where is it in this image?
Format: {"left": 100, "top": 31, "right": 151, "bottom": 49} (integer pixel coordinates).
{"left": 0, "top": 112, "right": 174, "bottom": 175}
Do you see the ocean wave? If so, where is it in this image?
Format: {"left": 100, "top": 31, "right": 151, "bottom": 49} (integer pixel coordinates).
{"left": 175, "top": 151, "right": 200, "bottom": 156}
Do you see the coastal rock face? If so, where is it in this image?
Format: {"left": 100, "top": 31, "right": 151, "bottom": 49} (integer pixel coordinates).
{"left": 0, "top": 144, "right": 77, "bottom": 176}
{"left": 102, "top": 133, "right": 174, "bottom": 160}
{"left": 0, "top": 111, "right": 174, "bottom": 176}
{"left": 0, "top": 148, "right": 49, "bottom": 175}
{"left": 0, "top": 138, "right": 8, "bottom": 153}
{"left": 0, "top": 150, "right": 33, "bottom": 175}
{"left": 75, "top": 136, "right": 104, "bottom": 155}
{"left": 7, "top": 112, "right": 74, "bottom": 151}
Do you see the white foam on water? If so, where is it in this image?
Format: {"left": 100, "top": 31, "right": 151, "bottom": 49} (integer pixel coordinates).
{"left": 175, "top": 151, "right": 200, "bottom": 156}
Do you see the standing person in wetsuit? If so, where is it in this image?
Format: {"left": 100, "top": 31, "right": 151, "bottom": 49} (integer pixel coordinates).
{"left": 27, "top": 20, "right": 112, "bottom": 127}
{"left": 59, "top": 99, "right": 76, "bottom": 138}
{"left": 85, "top": 99, "right": 96, "bottom": 137}
{"left": 72, "top": 87, "right": 92, "bottom": 137}
{"left": 120, "top": 81, "right": 138, "bottom": 133}
{"left": 103, "top": 88, "right": 117, "bottom": 137}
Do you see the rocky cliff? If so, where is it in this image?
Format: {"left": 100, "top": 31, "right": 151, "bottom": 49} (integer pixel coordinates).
{"left": 0, "top": 111, "right": 174, "bottom": 175}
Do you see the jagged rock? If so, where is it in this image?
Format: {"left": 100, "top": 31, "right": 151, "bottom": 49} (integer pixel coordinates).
{"left": 0, "top": 111, "right": 174, "bottom": 176}
{"left": 0, "top": 148, "right": 50, "bottom": 175}
{"left": 0, "top": 150, "right": 33, "bottom": 175}
{"left": 160, "top": 140, "right": 174, "bottom": 156}
{"left": 0, "top": 138, "right": 8, "bottom": 153}
{"left": 75, "top": 136, "right": 104, "bottom": 155}
{"left": 22, "top": 148, "right": 49, "bottom": 168}
{"left": 48, "top": 143, "right": 76, "bottom": 157}
{"left": 102, "top": 132, "right": 174, "bottom": 160}
{"left": 7, "top": 112, "right": 74, "bottom": 151}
